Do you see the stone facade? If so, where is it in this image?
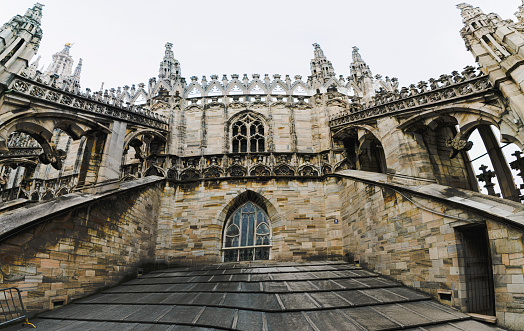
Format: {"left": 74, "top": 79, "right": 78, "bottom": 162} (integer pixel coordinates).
{"left": 156, "top": 178, "right": 343, "bottom": 265}
{"left": 2, "top": 2, "right": 524, "bottom": 330}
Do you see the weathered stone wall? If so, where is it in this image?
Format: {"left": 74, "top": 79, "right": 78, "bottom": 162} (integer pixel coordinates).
{"left": 337, "top": 174, "right": 524, "bottom": 330}
{"left": 0, "top": 181, "right": 162, "bottom": 314}
{"left": 155, "top": 178, "right": 343, "bottom": 265}
{"left": 487, "top": 221, "right": 524, "bottom": 329}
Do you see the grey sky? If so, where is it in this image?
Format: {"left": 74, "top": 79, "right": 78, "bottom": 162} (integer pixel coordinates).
{"left": 1, "top": 1, "right": 521, "bottom": 91}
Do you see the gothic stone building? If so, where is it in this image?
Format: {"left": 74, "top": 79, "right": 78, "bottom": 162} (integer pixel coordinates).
{"left": 2, "top": 2, "right": 524, "bottom": 330}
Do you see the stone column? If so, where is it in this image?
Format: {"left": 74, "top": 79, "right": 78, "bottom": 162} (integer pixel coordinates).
{"left": 76, "top": 132, "right": 106, "bottom": 188}
{"left": 91, "top": 120, "right": 127, "bottom": 193}
{"left": 477, "top": 125, "right": 519, "bottom": 201}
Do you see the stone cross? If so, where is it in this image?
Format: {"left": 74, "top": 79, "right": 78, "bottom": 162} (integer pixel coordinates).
{"left": 509, "top": 150, "right": 524, "bottom": 200}
{"left": 510, "top": 151, "right": 524, "bottom": 180}
{"left": 476, "top": 164, "right": 499, "bottom": 197}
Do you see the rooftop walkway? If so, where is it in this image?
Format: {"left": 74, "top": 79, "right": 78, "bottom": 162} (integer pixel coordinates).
{"left": 8, "top": 261, "right": 501, "bottom": 330}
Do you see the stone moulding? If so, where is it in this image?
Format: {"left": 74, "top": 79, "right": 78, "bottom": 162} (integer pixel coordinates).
{"left": 9, "top": 76, "right": 169, "bottom": 131}
{"left": 329, "top": 75, "right": 492, "bottom": 128}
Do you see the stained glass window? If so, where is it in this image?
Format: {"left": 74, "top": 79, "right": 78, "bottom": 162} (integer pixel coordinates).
{"left": 223, "top": 202, "right": 271, "bottom": 262}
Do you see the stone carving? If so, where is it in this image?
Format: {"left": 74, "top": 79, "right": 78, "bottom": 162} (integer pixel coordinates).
{"left": 299, "top": 166, "right": 318, "bottom": 177}
{"left": 228, "top": 165, "right": 246, "bottom": 177}
{"left": 203, "top": 167, "right": 222, "bottom": 178}
{"left": 166, "top": 168, "right": 177, "bottom": 179}
{"left": 445, "top": 133, "right": 473, "bottom": 159}
{"left": 250, "top": 165, "right": 270, "bottom": 177}
{"left": 274, "top": 164, "right": 294, "bottom": 176}
{"left": 180, "top": 169, "right": 199, "bottom": 181}
{"left": 38, "top": 143, "right": 67, "bottom": 170}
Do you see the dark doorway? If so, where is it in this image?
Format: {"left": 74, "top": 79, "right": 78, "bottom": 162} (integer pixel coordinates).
{"left": 458, "top": 224, "right": 495, "bottom": 316}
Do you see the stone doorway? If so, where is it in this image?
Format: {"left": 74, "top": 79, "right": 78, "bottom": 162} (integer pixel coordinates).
{"left": 458, "top": 224, "right": 495, "bottom": 316}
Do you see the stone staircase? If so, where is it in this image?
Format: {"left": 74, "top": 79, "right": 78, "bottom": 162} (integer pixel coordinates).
{"left": 8, "top": 261, "right": 501, "bottom": 330}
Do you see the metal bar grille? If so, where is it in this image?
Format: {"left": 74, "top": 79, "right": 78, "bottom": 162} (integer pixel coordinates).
{"left": 0, "top": 287, "right": 31, "bottom": 327}
{"left": 463, "top": 227, "right": 495, "bottom": 315}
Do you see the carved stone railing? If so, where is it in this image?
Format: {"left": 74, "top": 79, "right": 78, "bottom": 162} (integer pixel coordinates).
{"left": 183, "top": 94, "right": 313, "bottom": 111}
{"left": 9, "top": 76, "right": 169, "bottom": 131}
{"left": 0, "top": 147, "right": 41, "bottom": 159}
{"left": 329, "top": 69, "right": 492, "bottom": 128}
{"left": 122, "top": 152, "right": 346, "bottom": 182}
{"left": 0, "top": 173, "right": 78, "bottom": 204}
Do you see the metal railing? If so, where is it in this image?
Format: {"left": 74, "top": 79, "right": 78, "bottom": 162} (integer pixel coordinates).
{"left": 0, "top": 287, "right": 35, "bottom": 328}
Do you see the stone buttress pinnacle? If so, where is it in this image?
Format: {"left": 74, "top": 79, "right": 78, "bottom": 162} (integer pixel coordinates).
{"left": 159, "top": 42, "right": 181, "bottom": 81}
{"left": 24, "top": 3, "right": 44, "bottom": 24}
{"left": 349, "top": 46, "right": 372, "bottom": 80}
{"left": 309, "top": 43, "right": 335, "bottom": 83}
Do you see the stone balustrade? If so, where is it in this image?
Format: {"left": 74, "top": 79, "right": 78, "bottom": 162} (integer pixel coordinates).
{"left": 329, "top": 67, "right": 491, "bottom": 128}
{"left": 12, "top": 75, "right": 168, "bottom": 130}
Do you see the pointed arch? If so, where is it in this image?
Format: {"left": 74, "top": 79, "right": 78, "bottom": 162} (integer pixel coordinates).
{"left": 151, "top": 80, "right": 171, "bottom": 97}
{"left": 185, "top": 83, "right": 204, "bottom": 98}
{"left": 130, "top": 88, "right": 148, "bottom": 104}
{"left": 225, "top": 82, "right": 247, "bottom": 95}
{"left": 205, "top": 82, "right": 225, "bottom": 96}
{"left": 290, "top": 82, "right": 309, "bottom": 96}
{"left": 218, "top": 190, "right": 283, "bottom": 262}
{"left": 249, "top": 82, "right": 267, "bottom": 95}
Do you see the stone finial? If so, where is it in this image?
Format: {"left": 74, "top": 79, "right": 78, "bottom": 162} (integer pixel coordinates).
{"left": 476, "top": 164, "right": 499, "bottom": 197}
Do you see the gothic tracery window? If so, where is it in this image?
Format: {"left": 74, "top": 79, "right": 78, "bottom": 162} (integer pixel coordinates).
{"left": 223, "top": 202, "right": 271, "bottom": 262}
{"left": 231, "top": 114, "right": 265, "bottom": 153}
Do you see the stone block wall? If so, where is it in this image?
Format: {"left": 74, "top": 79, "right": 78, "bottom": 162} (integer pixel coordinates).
{"left": 155, "top": 178, "right": 343, "bottom": 265}
{"left": 0, "top": 181, "right": 162, "bottom": 314}
{"left": 337, "top": 175, "right": 524, "bottom": 330}
{"left": 487, "top": 221, "right": 524, "bottom": 329}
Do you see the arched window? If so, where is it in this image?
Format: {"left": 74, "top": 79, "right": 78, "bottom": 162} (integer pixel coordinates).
{"left": 223, "top": 202, "right": 271, "bottom": 262}
{"left": 231, "top": 114, "right": 265, "bottom": 153}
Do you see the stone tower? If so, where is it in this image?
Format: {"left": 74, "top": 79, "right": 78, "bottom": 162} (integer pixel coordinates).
{"left": 0, "top": 3, "right": 44, "bottom": 86}
{"left": 42, "top": 43, "right": 82, "bottom": 88}
{"left": 458, "top": 2, "right": 524, "bottom": 147}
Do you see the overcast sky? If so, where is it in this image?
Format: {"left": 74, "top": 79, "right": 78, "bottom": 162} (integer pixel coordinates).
{"left": 1, "top": 1, "right": 522, "bottom": 91}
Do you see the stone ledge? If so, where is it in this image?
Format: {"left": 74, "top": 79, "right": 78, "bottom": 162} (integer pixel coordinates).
{"left": 0, "top": 176, "right": 164, "bottom": 241}
{"left": 332, "top": 169, "right": 524, "bottom": 230}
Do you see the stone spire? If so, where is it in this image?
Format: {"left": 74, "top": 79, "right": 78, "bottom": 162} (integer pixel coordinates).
{"left": 71, "top": 58, "right": 82, "bottom": 86}
{"left": 24, "top": 2, "right": 44, "bottom": 25}
{"left": 44, "top": 43, "right": 75, "bottom": 80}
{"left": 456, "top": 3, "right": 484, "bottom": 23}
{"left": 310, "top": 43, "right": 335, "bottom": 84}
{"left": 349, "top": 46, "right": 372, "bottom": 81}
{"left": 25, "top": 55, "right": 41, "bottom": 77}
{"left": 0, "top": 3, "right": 44, "bottom": 78}
{"left": 159, "top": 42, "right": 181, "bottom": 81}
{"left": 516, "top": 0, "right": 524, "bottom": 23}
{"left": 349, "top": 46, "right": 374, "bottom": 102}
